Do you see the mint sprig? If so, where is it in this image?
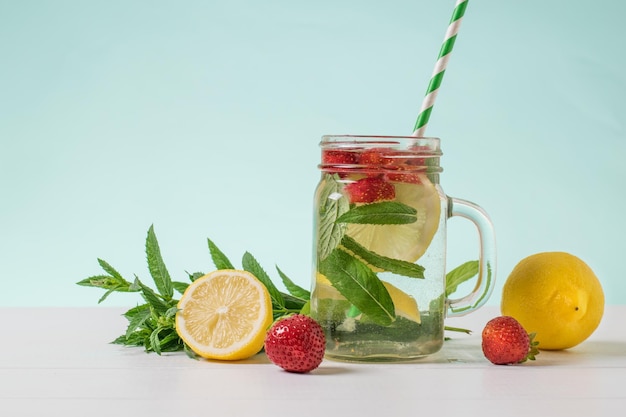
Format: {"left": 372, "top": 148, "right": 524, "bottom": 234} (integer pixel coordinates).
{"left": 77, "top": 225, "right": 308, "bottom": 355}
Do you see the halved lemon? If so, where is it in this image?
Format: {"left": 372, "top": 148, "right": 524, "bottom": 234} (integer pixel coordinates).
{"left": 346, "top": 175, "right": 441, "bottom": 263}
{"left": 175, "top": 269, "right": 273, "bottom": 360}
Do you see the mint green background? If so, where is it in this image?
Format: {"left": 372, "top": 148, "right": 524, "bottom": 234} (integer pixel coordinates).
{"left": 1, "top": 0, "right": 624, "bottom": 307}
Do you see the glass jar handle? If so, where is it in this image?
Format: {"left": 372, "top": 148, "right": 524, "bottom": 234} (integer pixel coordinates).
{"left": 446, "top": 197, "right": 497, "bottom": 317}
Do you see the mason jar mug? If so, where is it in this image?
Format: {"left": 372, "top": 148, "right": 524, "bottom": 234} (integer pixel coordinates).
{"left": 310, "top": 135, "right": 496, "bottom": 362}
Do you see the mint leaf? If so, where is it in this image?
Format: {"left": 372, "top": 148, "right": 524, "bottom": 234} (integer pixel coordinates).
{"left": 317, "top": 174, "right": 350, "bottom": 261}
{"left": 123, "top": 304, "right": 151, "bottom": 338}
{"left": 76, "top": 274, "right": 130, "bottom": 290}
{"left": 340, "top": 235, "right": 425, "bottom": 279}
{"left": 318, "top": 248, "right": 395, "bottom": 326}
{"left": 242, "top": 252, "right": 285, "bottom": 309}
{"left": 276, "top": 265, "right": 311, "bottom": 300}
{"left": 186, "top": 271, "right": 204, "bottom": 282}
{"left": 446, "top": 260, "right": 479, "bottom": 297}
{"left": 136, "top": 278, "right": 170, "bottom": 314}
{"left": 157, "top": 328, "right": 183, "bottom": 352}
{"left": 150, "top": 327, "right": 164, "bottom": 355}
{"left": 97, "top": 287, "right": 121, "bottom": 304}
{"left": 336, "top": 201, "right": 417, "bottom": 225}
{"left": 207, "top": 238, "right": 235, "bottom": 270}
{"left": 282, "top": 293, "right": 308, "bottom": 310}
{"left": 172, "top": 281, "right": 189, "bottom": 294}
{"left": 145, "top": 225, "right": 173, "bottom": 300}
{"left": 449, "top": 261, "right": 493, "bottom": 315}
{"left": 76, "top": 269, "right": 138, "bottom": 303}
{"left": 97, "top": 258, "right": 126, "bottom": 281}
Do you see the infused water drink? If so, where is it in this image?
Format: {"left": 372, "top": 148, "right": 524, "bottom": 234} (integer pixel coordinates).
{"left": 311, "top": 135, "right": 496, "bottom": 362}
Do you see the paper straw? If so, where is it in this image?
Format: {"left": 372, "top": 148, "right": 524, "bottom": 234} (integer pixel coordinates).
{"left": 412, "top": 0, "right": 469, "bottom": 137}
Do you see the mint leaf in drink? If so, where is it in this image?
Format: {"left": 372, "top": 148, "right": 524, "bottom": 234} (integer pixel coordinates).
{"left": 317, "top": 174, "right": 350, "bottom": 261}
{"left": 340, "top": 235, "right": 425, "bottom": 279}
{"left": 336, "top": 201, "right": 417, "bottom": 225}
{"left": 208, "top": 238, "right": 235, "bottom": 269}
{"left": 318, "top": 248, "right": 395, "bottom": 326}
{"left": 446, "top": 260, "right": 479, "bottom": 297}
{"left": 145, "top": 225, "right": 174, "bottom": 300}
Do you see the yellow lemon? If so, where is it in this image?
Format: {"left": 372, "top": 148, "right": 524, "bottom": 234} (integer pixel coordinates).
{"left": 175, "top": 269, "right": 273, "bottom": 360}
{"left": 346, "top": 176, "right": 441, "bottom": 263}
{"left": 501, "top": 252, "right": 604, "bottom": 350}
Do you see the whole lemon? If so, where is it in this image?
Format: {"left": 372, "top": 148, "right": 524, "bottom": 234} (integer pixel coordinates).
{"left": 501, "top": 252, "right": 604, "bottom": 350}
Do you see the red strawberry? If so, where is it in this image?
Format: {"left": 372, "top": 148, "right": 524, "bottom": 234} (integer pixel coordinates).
{"left": 482, "top": 316, "right": 539, "bottom": 365}
{"left": 344, "top": 177, "right": 395, "bottom": 203}
{"left": 264, "top": 314, "right": 326, "bottom": 373}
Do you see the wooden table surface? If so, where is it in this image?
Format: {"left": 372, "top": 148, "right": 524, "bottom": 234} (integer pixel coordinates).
{"left": 1, "top": 305, "right": 624, "bottom": 416}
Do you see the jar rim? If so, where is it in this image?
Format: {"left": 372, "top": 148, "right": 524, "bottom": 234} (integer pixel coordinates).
{"left": 321, "top": 135, "right": 442, "bottom": 155}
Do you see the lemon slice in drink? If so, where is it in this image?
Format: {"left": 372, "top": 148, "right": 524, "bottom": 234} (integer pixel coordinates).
{"left": 382, "top": 280, "right": 421, "bottom": 323}
{"left": 175, "top": 269, "right": 273, "bottom": 360}
{"left": 346, "top": 175, "right": 441, "bottom": 263}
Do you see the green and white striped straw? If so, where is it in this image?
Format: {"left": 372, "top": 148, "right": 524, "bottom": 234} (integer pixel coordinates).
{"left": 412, "top": 0, "right": 469, "bottom": 137}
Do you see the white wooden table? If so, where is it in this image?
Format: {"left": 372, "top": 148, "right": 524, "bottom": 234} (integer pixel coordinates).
{"left": 1, "top": 305, "right": 624, "bottom": 416}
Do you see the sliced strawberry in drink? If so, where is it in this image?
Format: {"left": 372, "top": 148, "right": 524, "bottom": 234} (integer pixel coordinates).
{"left": 359, "top": 148, "right": 387, "bottom": 166}
{"left": 386, "top": 171, "right": 423, "bottom": 184}
{"left": 322, "top": 149, "right": 359, "bottom": 177}
{"left": 344, "top": 177, "right": 395, "bottom": 203}
{"left": 322, "top": 149, "right": 358, "bottom": 165}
